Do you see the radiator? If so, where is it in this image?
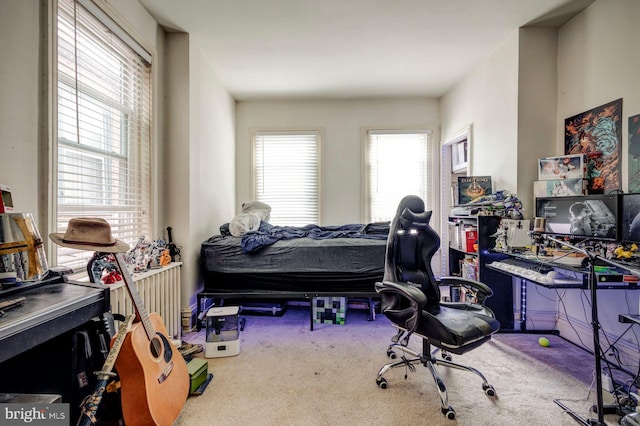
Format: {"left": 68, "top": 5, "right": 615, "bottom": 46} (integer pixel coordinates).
{"left": 109, "top": 262, "right": 182, "bottom": 339}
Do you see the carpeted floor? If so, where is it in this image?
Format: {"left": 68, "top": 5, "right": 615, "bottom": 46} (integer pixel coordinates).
{"left": 175, "top": 305, "right": 619, "bottom": 425}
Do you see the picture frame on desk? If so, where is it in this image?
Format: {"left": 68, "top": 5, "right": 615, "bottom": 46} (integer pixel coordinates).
{"left": 457, "top": 176, "right": 491, "bottom": 205}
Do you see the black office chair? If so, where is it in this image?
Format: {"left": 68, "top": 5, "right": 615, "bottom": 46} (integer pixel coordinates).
{"left": 375, "top": 195, "right": 500, "bottom": 420}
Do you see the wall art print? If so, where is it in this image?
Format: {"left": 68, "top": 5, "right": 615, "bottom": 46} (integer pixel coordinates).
{"left": 564, "top": 98, "right": 622, "bottom": 193}
{"left": 629, "top": 113, "right": 640, "bottom": 192}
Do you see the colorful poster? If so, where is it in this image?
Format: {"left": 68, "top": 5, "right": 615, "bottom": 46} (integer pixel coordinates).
{"left": 564, "top": 98, "right": 623, "bottom": 192}
{"left": 629, "top": 114, "right": 640, "bottom": 192}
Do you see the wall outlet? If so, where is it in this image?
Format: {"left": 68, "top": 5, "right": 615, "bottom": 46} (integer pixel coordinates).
{"left": 601, "top": 372, "right": 614, "bottom": 393}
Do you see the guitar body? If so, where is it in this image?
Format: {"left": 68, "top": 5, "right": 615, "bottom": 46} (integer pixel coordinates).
{"left": 115, "top": 313, "right": 189, "bottom": 426}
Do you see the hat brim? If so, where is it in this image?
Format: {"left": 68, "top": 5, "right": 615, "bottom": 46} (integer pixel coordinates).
{"left": 49, "top": 233, "right": 130, "bottom": 253}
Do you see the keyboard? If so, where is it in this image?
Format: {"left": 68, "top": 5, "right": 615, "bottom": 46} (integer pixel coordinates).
{"left": 488, "top": 259, "right": 583, "bottom": 286}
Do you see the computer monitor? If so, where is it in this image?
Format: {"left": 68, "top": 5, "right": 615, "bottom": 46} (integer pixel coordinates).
{"left": 620, "top": 193, "right": 640, "bottom": 244}
{"left": 535, "top": 194, "right": 618, "bottom": 240}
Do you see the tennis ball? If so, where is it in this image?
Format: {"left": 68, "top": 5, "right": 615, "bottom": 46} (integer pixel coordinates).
{"left": 538, "top": 337, "right": 550, "bottom": 347}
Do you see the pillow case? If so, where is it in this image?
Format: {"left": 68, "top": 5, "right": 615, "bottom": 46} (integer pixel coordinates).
{"left": 228, "top": 201, "right": 272, "bottom": 237}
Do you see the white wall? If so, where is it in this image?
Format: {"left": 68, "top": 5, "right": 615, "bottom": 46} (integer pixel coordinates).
{"left": 441, "top": 0, "right": 640, "bottom": 365}
{"left": 517, "top": 27, "right": 559, "bottom": 213}
{"left": 0, "top": 0, "right": 165, "bottom": 245}
{"left": 0, "top": 0, "right": 42, "bottom": 217}
{"left": 165, "top": 33, "right": 236, "bottom": 308}
{"left": 554, "top": 0, "right": 640, "bottom": 363}
{"left": 0, "top": 1, "right": 236, "bottom": 313}
{"left": 236, "top": 98, "right": 440, "bottom": 225}
{"left": 440, "top": 32, "right": 520, "bottom": 198}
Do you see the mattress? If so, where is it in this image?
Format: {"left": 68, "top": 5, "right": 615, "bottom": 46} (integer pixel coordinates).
{"left": 200, "top": 234, "right": 387, "bottom": 294}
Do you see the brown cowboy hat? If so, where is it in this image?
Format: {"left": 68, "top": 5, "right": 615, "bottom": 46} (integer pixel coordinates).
{"left": 49, "top": 217, "right": 130, "bottom": 253}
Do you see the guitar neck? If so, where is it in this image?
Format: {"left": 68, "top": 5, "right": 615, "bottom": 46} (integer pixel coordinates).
{"left": 114, "top": 253, "right": 156, "bottom": 339}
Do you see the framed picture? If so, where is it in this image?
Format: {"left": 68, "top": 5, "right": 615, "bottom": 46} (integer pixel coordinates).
{"left": 457, "top": 176, "right": 491, "bottom": 205}
{"left": 533, "top": 178, "right": 588, "bottom": 197}
{"left": 538, "top": 154, "right": 587, "bottom": 180}
{"left": 629, "top": 113, "right": 640, "bottom": 192}
{"left": 564, "top": 98, "right": 623, "bottom": 192}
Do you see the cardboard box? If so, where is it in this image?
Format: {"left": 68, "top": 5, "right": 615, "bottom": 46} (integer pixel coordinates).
{"left": 463, "top": 228, "right": 477, "bottom": 252}
{"left": 187, "top": 358, "right": 209, "bottom": 394}
{"left": 313, "top": 297, "right": 347, "bottom": 325}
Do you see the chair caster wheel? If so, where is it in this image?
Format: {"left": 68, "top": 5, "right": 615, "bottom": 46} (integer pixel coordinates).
{"left": 441, "top": 352, "right": 452, "bottom": 361}
{"left": 483, "top": 383, "right": 496, "bottom": 397}
{"left": 387, "top": 350, "right": 397, "bottom": 359}
{"left": 376, "top": 377, "right": 388, "bottom": 389}
{"left": 442, "top": 406, "right": 456, "bottom": 420}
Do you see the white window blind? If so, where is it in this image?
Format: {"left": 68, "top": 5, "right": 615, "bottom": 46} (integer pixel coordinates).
{"left": 254, "top": 131, "right": 320, "bottom": 226}
{"left": 365, "top": 131, "right": 433, "bottom": 223}
{"left": 55, "top": 0, "right": 152, "bottom": 270}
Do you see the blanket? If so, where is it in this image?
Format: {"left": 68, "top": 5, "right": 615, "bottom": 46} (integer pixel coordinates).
{"left": 241, "top": 222, "right": 389, "bottom": 253}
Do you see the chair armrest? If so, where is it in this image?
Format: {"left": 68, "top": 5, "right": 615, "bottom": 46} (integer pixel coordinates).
{"left": 439, "top": 276, "right": 493, "bottom": 303}
{"left": 375, "top": 280, "right": 428, "bottom": 307}
{"left": 375, "top": 280, "right": 426, "bottom": 344}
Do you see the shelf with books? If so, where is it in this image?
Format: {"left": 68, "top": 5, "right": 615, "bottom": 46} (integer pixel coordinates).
{"left": 447, "top": 215, "right": 514, "bottom": 330}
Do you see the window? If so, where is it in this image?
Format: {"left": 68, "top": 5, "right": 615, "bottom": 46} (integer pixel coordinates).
{"left": 364, "top": 130, "right": 434, "bottom": 223}
{"left": 253, "top": 130, "right": 321, "bottom": 226}
{"left": 54, "top": 0, "right": 152, "bottom": 270}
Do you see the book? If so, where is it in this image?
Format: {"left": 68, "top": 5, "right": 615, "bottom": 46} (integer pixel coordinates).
{"left": 457, "top": 176, "right": 492, "bottom": 205}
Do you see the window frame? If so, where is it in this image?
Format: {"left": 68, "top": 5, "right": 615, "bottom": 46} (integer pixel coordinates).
{"left": 250, "top": 128, "right": 323, "bottom": 226}
{"left": 362, "top": 127, "right": 436, "bottom": 224}
{"left": 50, "top": 0, "right": 155, "bottom": 270}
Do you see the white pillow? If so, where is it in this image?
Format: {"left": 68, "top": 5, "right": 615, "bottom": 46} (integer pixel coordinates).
{"left": 228, "top": 201, "right": 272, "bottom": 237}
{"left": 241, "top": 201, "right": 271, "bottom": 222}
{"left": 229, "top": 213, "right": 262, "bottom": 237}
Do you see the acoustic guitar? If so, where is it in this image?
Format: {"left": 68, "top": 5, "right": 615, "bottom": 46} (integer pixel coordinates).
{"left": 113, "top": 253, "right": 189, "bottom": 426}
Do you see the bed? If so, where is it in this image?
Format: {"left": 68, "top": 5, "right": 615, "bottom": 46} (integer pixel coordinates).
{"left": 197, "top": 222, "right": 389, "bottom": 329}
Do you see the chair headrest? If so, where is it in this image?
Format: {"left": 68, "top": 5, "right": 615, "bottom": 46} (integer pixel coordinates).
{"left": 398, "top": 208, "right": 432, "bottom": 230}
{"left": 394, "top": 195, "right": 425, "bottom": 217}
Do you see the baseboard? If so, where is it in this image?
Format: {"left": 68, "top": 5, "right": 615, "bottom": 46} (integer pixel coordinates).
{"left": 556, "top": 312, "right": 640, "bottom": 372}
{"left": 522, "top": 309, "right": 558, "bottom": 331}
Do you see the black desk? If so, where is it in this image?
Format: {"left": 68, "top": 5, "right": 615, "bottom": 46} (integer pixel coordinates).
{"left": 0, "top": 275, "right": 110, "bottom": 363}
{"left": 486, "top": 253, "right": 640, "bottom": 332}
{"left": 0, "top": 274, "right": 110, "bottom": 422}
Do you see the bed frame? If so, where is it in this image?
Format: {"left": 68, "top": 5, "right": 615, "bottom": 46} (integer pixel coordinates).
{"left": 197, "top": 232, "right": 387, "bottom": 330}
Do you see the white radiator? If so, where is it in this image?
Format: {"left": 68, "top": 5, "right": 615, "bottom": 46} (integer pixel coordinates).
{"left": 109, "top": 262, "right": 182, "bottom": 339}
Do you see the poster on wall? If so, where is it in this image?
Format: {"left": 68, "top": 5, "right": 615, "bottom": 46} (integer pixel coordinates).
{"left": 564, "top": 98, "right": 623, "bottom": 193}
{"left": 629, "top": 114, "right": 640, "bottom": 192}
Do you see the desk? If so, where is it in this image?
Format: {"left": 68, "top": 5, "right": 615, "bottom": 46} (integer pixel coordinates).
{"left": 486, "top": 253, "right": 639, "bottom": 331}
{"left": 0, "top": 275, "right": 110, "bottom": 363}
{"left": 0, "top": 274, "right": 110, "bottom": 422}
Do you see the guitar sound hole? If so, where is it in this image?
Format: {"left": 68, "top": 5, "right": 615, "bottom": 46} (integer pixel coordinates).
{"left": 149, "top": 337, "right": 163, "bottom": 359}
{"left": 149, "top": 333, "right": 175, "bottom": 363}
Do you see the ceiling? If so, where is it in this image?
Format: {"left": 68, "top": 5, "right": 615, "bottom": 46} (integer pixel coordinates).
{"left": 138, "top": 0, "right": 594, "bottom": 101}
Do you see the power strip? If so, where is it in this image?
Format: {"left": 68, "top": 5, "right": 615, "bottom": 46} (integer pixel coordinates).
{"left": 601, "top": 372, "right": 614, "bottom": 393}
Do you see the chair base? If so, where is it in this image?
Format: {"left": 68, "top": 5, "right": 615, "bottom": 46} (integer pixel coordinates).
{"left": 375, "top": 337, "right": 496, "bottom": 420}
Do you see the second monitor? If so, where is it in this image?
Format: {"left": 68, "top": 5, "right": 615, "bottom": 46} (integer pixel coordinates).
{"left": 535, "top": 194, "right": 618, "bottom": 240}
